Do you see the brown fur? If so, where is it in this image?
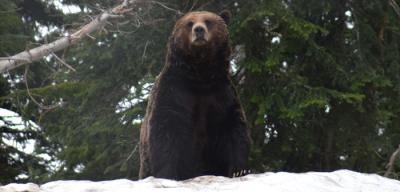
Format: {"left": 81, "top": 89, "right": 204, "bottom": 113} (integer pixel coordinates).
{"left": 139, "top": 11, "right": 250, "bottom": 180}
{"left": 171, "top": 12, "right": 229, "bottom": 56}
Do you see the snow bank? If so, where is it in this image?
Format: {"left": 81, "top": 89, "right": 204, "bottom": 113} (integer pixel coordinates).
{"left": 1, "top": 170, "right": 399, "bottom": 192}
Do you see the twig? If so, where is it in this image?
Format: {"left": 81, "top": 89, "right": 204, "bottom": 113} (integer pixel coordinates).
{"left": 150, "top": 1, "right": 178, "bottom": 13}
{"left": 141, "top": 41, "right": 149, "bottom": 65}
{"left": 86, "top": 33, "right": 96, "bottom": 40}
{"left": 189, "top": 0, "right": 198, "bottom": 11}
{"left": 24, "top": 65, "right": 60, "bottom": 110}
{"left": 125, "top": 143, "right": 139, "bottom": 162}
{"left": 384, "top": 144, "right": 400, "bottom": 177}
{"left": 51, "top": 53, "right": 76, "bottom": 72}
{"left": 389, "top": 0, "right": 400, "bottom": 19}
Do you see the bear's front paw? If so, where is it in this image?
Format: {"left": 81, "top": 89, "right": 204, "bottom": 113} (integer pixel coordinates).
{"left": 232, "top": 169, "right": 252, "bottom": 178}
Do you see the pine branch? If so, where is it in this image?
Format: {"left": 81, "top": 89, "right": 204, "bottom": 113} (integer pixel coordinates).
{"left": 0, "top": 0, "right": 145, "bottom": 73}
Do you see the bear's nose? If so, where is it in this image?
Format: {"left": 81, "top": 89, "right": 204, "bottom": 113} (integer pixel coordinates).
{"left": 194, "top": 26, "right": 205, "bottom": 37}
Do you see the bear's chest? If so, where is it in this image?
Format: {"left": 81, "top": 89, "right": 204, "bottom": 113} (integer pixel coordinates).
{"left": 189, "top": 94, "right": 227, "bottom": 147}
{"left": 157, "top": 74, "right": 234, "bottom": 132}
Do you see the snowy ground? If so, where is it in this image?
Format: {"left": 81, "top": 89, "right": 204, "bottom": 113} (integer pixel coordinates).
{"left": 1, "top": 170, "right": 399, "bottom": 192}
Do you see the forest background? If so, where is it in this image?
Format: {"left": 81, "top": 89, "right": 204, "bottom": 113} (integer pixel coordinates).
{"left": 1, "top": 0, "right": 400, "bottom": 183}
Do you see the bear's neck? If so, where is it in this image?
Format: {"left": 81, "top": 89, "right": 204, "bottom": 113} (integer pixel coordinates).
{"left": 163, "top": 49, "right": 230, "bottom": 83}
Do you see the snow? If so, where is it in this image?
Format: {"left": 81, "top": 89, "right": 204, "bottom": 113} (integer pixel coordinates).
{"left": 1, "top": 170, "right": 399, "bottom": 192}
{"left": 0, "top": 183, "right": 40, "bottom": 192}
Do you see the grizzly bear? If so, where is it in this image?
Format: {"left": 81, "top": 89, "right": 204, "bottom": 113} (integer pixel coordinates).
{"left": 139, "top": 10, "right": 250, "bottom": 180}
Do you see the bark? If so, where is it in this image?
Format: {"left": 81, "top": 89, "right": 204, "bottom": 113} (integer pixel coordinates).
{"left": 384, "top": 144, "right": 400, "bottom": 177}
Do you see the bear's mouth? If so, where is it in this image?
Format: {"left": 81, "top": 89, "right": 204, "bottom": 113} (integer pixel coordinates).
{"left": 192, "top": 37, "right": 208, "bottom": 46}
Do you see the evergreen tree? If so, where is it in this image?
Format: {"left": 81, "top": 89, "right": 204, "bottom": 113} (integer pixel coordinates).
{"left": 0, "top": 0, "right": 64, "bottom": 183}
{"left": 1, "top": 0, "right": 400, "bottom": 182}
{"left": 233, "top": 0, "right": 400, "bottom": 176}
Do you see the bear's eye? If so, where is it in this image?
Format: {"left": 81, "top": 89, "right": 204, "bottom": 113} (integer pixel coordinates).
{"left": 187, "top": 21, "right": 194, "bottom": 28}
{"left": 205, "top": 20, "right": 212, "bottom": 27}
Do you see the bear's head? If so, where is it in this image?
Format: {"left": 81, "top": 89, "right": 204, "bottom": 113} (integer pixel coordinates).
{"left": 168, "top": 10, "right": 231, "bottom": 64}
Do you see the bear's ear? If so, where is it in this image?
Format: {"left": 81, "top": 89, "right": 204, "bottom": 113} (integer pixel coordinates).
{"left": 219, "top": 10, "right": 231, "bottom": 24}
{"left": 175, "top": 11, "right": 184, "bottom": 21}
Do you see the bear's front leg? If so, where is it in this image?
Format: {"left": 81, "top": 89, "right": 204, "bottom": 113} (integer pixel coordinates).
{"left": 148, "top": 108, "right": 197, "bottom": 180}
{"left": 223, "top": 102, "right": 251, "bottom": 177}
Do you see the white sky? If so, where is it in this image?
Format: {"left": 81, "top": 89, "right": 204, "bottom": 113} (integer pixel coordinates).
{"left": 0, "top": 108, "right": 36, "bottom": 154}
{"left": 52, "top": 0, "right": 81, "bottom": 14}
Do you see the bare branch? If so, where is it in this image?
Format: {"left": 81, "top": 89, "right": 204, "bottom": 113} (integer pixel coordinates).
{"left": 189, "top": 0, "right": 198, "bottom": 11}
{"left": 141, "top": 40, "right": 150, "bottom": 65}
{"left": 86, "top": 33, "right": 96, "bottom": 40}
{"left": 384, "top": 144, "right": 400, "bottom": 178}
{"left": 51, "top": 53, "right": 76, "bottom": 72}
{"left": 389, "top": 0, "right": 400, "bottom": 19}
{"left": 0, "top": 0, "right": 145, "bottom": 73}
{"left": 24, "top": 66, "right": 60, "bottom": 110}
{"left": 125, "top": 143, "right": 139, "bottom": 162}
{"left": 150, "top": 1, "right": 178, "bottom": 13}
{"left": 0, "top": 57, "right": 30, "bottom": 62}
